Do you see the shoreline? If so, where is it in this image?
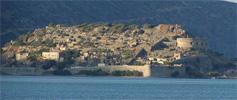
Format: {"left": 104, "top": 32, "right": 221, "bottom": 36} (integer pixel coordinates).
{"left": 1, "top": 74, "right": 236, "bottom": 79}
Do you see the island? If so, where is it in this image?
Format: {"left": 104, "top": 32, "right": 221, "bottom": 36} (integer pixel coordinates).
{"left": 1, "top": 23, "right": 236, "bottom": 78}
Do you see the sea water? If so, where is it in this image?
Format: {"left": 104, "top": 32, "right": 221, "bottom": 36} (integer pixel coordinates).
{"left": 1, "top": 75, "right": 236, "bottom": 100}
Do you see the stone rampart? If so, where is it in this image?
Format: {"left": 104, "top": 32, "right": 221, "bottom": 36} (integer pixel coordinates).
{"left": 0, "top": 67, "right": 44, "bottom": 75}
{"left": 66, "top": 65, "right": 151, "bottom": 77}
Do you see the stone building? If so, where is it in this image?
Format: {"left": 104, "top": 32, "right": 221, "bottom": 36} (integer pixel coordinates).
{"left": 176, "top": 38, "right": 209, "bottom": 49}
{"left": 42, "top": 52, "right": 63, "bottom": 62}
{"left": 16, "top": 53, "right": 29, "bottom": 61}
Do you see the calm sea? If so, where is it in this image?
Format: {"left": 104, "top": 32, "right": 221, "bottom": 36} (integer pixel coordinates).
{"left": 1, "top": 75, "right": 236, "bottom": 100}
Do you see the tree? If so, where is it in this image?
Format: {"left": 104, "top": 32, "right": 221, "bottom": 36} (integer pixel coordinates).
{"left": 128, "top": 24, "right": 138, "bottom": 30}
{"left": 137, "top": 29, "right": 144, "bottom": 34}
{"left": 207, "top": 71, "right": 219, "bottom": 77}
{"left": 27, "top": 55, "right": 37, "bottom": 62}
{"left": 53, "top": 70, "right": 72, "bottom": 75}
{"left": 42, "top": 60, "right": 57, "bottom": 70}
{"left": 171, "top": 71, "right": 180, "bottom": 77}
{"left": 48, "top": 23, "right": 55, "bottom": 27}
{"left": 55, "top": 62, "right": 66, "bottom": 70}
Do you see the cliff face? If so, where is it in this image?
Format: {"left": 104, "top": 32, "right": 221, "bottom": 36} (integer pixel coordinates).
{"left": 1, "top": 0, "right": 236, "bottom": 58}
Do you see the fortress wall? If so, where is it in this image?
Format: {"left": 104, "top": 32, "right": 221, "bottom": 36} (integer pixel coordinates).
{"left": 1, "top": 65, "right": 185, "bottom": 78}
{"left": 150, "top": 66, "right": 186, "bottom": 78}
{"left": 177, "top": 38, "right": 209, "bottom": 49}
{"left": 98, "top": 65, "right": 151, "bottom": 77}
{"left": 0, "top": 67, "right": 44, "bottom": 75}
{"left": 65, "top": 67, "right": 100, "bottom": 74}
{"left": 66, "top": 65, "right": 151, "bottom": 77}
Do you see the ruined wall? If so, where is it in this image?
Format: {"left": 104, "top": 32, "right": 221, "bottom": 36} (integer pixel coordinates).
{"left": 177, "top": 38, "right": 209, "bottom": 49}
{"left": 1, "top": 65, "right": 185, "bottom": 78}
{"left": 99, "top": 65, "right": 151, "bottom": 77}
{"left": 0, "top": 67, "right": 44, "bottom": 75}
{"left": 66, "top": 65, "right": 151, "bottom": 77}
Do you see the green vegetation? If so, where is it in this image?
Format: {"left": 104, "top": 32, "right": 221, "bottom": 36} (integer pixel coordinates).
{"left": 61, "top": 50, "right": 81, "bottom": 64}
{"left": 137, "top": 29, "right": 144, "bottom": 34}
{"left": 186, "top": 67, "right": 203, "bottom": 78}
{"left": 121, "top": 49, "right": 134, "bottom": 59}
{"left": 224, "top": 62, "right": 235, "bottom": 68}
{"left": 96, "top": 37, "right": 101, "bottom": 40}
{"left": 143, "top": 24, "right": 155, "bottom": 29}
{"left": 53, "top": 70, "right": 72, "bottom": 75}
{"left": 127, "top": 24, "right": 138, "bottom": 30}
{"left": 42, "top": 60, "right": 56, "bottom": 70}
{"left": 77, "top": 69, "right": 143, "bottom": 76}
{"left": 171, "top": 71, "right": 180, "bottom": 77}
{"left": 27, "top": 54, "right": 37, "bottom": 62}
{"left": 55, "top": 62, "right": 67, "bottom": 70}
{"left": 42, "top": 39, "right": 56, "bottom": 47}
{"left": 164, "top": 61, "right": 173, "bottom": 65}
{"left": 13, "top": 40, "right": 25, "bottom": 46}
{"left": 64, "top": 34, "right": 69, "bottom": 36}
{"left": 131, "top": 61, "right": 145, "bottom": 65}
{"left": 37, "top": 32, "right": 45, "bottom": 37}
{"left": 48, "top": 23, "right": 56, "bottom": 27}
{"left": 90, "top": 48, "right": 111, "bottom": 53}
{"left": 108, "top": 37, "right": 118, "bottom": 41}
{"left": 30, "top": 39, "right": 55, "bottom": 47}
{"left": 101, "top": 23, "right": 112, "bottom": 27}
{"left": 111, "top": 70, "right": 143, "bottom": 76}
{"left": 84, "top": 42, "right": 94, "bottom": 47}
{"left": 207, "top": 71, "right": 219, "bottom": 77}
{"left": 110, "top": 24, "right": 126, "bottom": 33}
{"left": 78, "top": 69, "right": 109, "bottom": 76}
{"left": 75, "top": 23, "right": 97, "bottom": 32}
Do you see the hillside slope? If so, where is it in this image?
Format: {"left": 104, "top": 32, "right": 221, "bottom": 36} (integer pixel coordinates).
{"left": 1, "top": 0, "right": 236, "bottom": 58}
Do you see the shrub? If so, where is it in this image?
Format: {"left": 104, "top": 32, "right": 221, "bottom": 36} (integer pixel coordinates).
{"left": 48, "top": 23, "right": 55, "bottom": 27}
{"left": 102, "top": 23, "right": 112, "bottom": 27}
{"left": 143, "top": 24, "right": 155, "bottom": 29}
{"left": 164, "top": 61, "right": 173, "bottom": 65}
{"left": 132, "top": 61, "right": 145, "bottom": 65}
{"left": 110, "top": 24, "right": 127, "bottom": 33}
{"left": 53, "top": 70, "right": 72, "bottom": 75}
{"left": 42, "top": 60, "right": 57, "bottom": 70}
{"left": 27, "top": 55, "right": 37, "bottom": 62}
{"left": 42, "top": 39, "right": 56, "bottom": 47}
{"left": 207, "top": 71, "right": 219, "bottom": 77}
{"left": 64, "top": 34, "right": 70, "bottom": 36}
{"left": 127, "top": 24, "right": 138, "bottom": 30}
{"left": 96, "top": 37, "right": 101, "bottom": 40}
{"left": 75, "top": 23, "right": 97, "bottom": 32}
{"left": 137, "top": 29, "right": 144, "bottom": 34}
{"left": 111, "top": 70, "right": 143, "bottom": 76}
{"left": 171, "top": 71, "right": 180, "bottom": 77}
{"left": 186, "top": 67, "right": 203, "bottom": 78}
{"left": 55, "top": 62, "right": 67, "bottom": 70}
{"left": 78, "top": 69, "right": 109, "bottom": 76}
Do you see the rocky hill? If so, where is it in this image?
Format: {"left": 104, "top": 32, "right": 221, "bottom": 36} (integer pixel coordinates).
{"left": 1, "top": 23, "right": 235, "bottom": 78}
{"left": 1, "top": 0, "right": 236, "bottom": 58}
